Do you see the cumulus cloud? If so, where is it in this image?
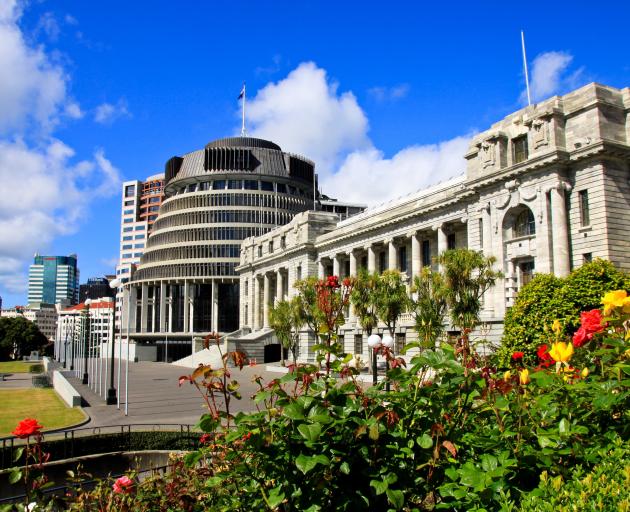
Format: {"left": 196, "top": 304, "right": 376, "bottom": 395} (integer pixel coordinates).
{"left": 0, "top": 1, "right": 68, "bottom": 134}
{"left": 247, "top": 62, "right": 470, "bottom": 206}
{"left": 367, "top": 84, "right": 410, "bottom": 102}
{"left": 94, "top": 99, "right": 130, "bottom": 124}
{"left": 0, "top": 1, "right": 121, "bottom": 302}
{"left": 522, "top": 51, "right": 586, "bottom": 104}
{"left": 247, "top": 62, "right": 370, "bottom": 175}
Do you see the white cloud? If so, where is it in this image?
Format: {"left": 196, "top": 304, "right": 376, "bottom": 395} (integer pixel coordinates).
{"left": 248, "top": 62, "right": 471, "bottom": 206}
{"left": 247, "top": 62, "right": 370, "bottom": 175}
{"left": 0, "top": 1, "right": 68, "bottom": 134}
{"left": 35, "top": 12, "right": 60, "bottom": 41}
{"left": 64, "top": 101, "right": 83, "bottom": 119}
{"left": 94, "top": 99, "right": 130, "bottom": 124}
{"left": 0, "top": 1, "right": 121, "bottom": 302}
{"left": 367, "top": 84, "right": 410, "bottom": 102}
{"left": 522, "top": 51, "right": 586, "bottom": 104}
{"left": 322, "top": 136, "right": 470, "bottom": 205}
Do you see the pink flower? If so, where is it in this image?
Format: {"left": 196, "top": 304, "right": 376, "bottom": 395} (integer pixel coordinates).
{"left": 112, "top": 475, "right": 134, "bottom": 494}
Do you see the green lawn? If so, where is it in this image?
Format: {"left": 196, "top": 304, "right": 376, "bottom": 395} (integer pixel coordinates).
{"left": 0, "top": 361, "right": 42, "bottom": 374}
{"left": 0, "top": 389, "right": 86, "bottom": 437}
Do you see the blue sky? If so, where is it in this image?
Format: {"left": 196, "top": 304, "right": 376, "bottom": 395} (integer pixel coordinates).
{"left": 0, "top": 0, "right": 628, "bottom": 307}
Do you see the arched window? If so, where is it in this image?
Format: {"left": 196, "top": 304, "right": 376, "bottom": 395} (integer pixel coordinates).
{"left": 513, "top": 209, "right": 535, "bottom": 238}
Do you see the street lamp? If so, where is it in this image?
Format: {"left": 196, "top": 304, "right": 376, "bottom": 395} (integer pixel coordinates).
{"left": 82, "top": 299, "right": 92, "bottom": 384}
{"left": 106, "top": 279, "right": 120, "bottom": 405}
{"left": 367, "top": 334, "right": 382, "bottom": 386}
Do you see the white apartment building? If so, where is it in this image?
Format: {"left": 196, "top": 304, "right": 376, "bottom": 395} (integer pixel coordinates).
{"left": 1, "top": 303, "right": 58, "bottom": 342}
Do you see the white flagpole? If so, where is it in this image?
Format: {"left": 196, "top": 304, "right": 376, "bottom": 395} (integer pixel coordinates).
{"left": 521, "top": 30, "right": 531, "bottom": 106}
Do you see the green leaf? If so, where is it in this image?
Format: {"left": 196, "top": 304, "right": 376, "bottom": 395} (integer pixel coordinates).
{"left": 558, "top": 418, "right": 570, "bottom": 437}
{"left": 298, "top": 423, "right": 322, "bottom": 442}
{"left": 12, "top": 447, "right": 24, "bottom": 463}
{"left": 8, "top": 469, "right": 22, "bottom": 485}
{"left": 303, "top": 506, "right": 321, "bottom": 512}
{"left": 268, "top": 485, "right": 285, "bottom": 508}
{"left": 184, "top": 450, "right": 204, "bottom": 467}
{"left": 283, "top": 402, "right": 305, "bottom": 420}
{"left": 480, "top": 454, "right": 498, "bottom": 472}
{"left": 418, "top": 433, "right": 433, "bottom": 449}
{"left": 369, "top": 423, "right": 380, "bottom": 441}
{"left": 370, "top": 479, "right": 388, "bottom": 495}
{"left": 386, "top": 488, "right": 404, "bottom": 510}
{"left": 308, "top": 405, "right": 332, "bottom": 424}
{"left": 340, "top": 461, "right": 351, "bottom": 475}
{"left": 295, "top": 453, "right": 329, "bottom": 475}
{"left": 383, "top": 472, "right": 398, "bottom": 485}
{"left": 205, "top": 476, "right": 223, "bottom": 487}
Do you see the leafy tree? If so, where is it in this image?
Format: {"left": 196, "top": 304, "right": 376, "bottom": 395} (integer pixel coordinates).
{"left": 438, "top": 249, "right": 502, "bottom": 332}
{"left": 0, "top": 316, "right": 48, "bottom": 361}
{"left": 349, "top": 269, "right": 380, "bottom": 336}
{"left": 375, "top": 270, "right": 408, "bottom": 338}
{"left": 294, "top": 277, "right": 325, "bottom": 340}
{"left": 499, "top": 258, "right": 630, "bottom": 366}
{"left": 269, "top": 297, "right": 305, "bottom": 366}
{"left": 409, "top": 268, "right": 448, "bottom": 348}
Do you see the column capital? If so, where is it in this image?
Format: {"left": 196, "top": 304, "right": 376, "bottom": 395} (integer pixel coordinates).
{"left": 545, "top": 181, "right": 572, "bottom": 194}
{"left": 432, "top": 222, "right": 444, "bottom": 232}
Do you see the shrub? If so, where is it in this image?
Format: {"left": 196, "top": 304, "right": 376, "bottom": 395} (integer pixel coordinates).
{"left": 28, "top": 364, "right": 43, "bottom": 374}
{"left": 498, "top": 259, "right": 629, "bottom": 366}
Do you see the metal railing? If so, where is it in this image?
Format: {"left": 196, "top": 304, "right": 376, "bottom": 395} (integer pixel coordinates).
{"left": 0, "top": 423, "right": 197, "bottom": 470}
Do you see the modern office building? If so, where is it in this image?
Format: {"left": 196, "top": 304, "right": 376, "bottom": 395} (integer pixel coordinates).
{"left": 118, "top": 136, "right": 319, "bottom": 360}
{"left": 27, "top": 254, "right": 79, "bottom": 306}
{"left": 235, "top": 83, "right": 630, "bottom": 362}
{"left": 79, "top": 277, "right": 116, "bottom": 303}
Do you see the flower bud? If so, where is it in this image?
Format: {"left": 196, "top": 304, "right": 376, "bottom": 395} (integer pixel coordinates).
{"left": 581, "top": 367, "right": 589, "bottom": 378}
{"left": 519, "top": 369, "right": 530, "bottom": 385}
{"left": 503, "top": 370, "right": 511, "bottom": 382}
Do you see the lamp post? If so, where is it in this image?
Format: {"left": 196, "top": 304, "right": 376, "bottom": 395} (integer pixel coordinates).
{"left": 381, "top": 334, "right": 394, "bottom": 392}
{"left": 367, "top": 334, "right": 381, "bottom": 386}
{"left": 106, "top": 279, "right": 120, "bottom": 405}
{"left": 82, "top": 300, "right": 92, "bottom": 384}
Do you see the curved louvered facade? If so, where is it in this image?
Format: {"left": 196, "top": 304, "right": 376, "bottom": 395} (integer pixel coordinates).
{"left": 124, "top": 137, "right": 314, "bottom": 350}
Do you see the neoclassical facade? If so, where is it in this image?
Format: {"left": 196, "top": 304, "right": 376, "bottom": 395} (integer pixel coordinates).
{"left": 235, "top": 83, "right": 630, "bottom": 362}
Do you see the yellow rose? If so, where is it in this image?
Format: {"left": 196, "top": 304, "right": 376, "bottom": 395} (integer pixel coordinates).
{"left": 503, "top": 370, "right": 511, "bottom": 382}
{"left": 519, "top": 369, "right": 530, "bottom": 385}
{"left": 601, "top": 290, "right": 628, "bottom": 316}
{"left": 549, "top": 342, "right": 574, "bottom": 372}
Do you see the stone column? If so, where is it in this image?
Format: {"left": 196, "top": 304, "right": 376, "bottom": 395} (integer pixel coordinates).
{"left": 128, "top": 287, "right": 137, "bottom": 334}
{"left": 276, "top": 270, "right": 284, "bottom": 303}
{"left": 411, "top": 232, "right": 421, "bottom": 277}
{"left": 436, "top": 224, "right": 447, "bottom": 270}
{"left": 387, "top": 239, "right": 397, "bottom": 270}
{"left": 482, "top": 208, "right": 492, "bottom": 256}
{"left": 159, "top": 282, "right": 167, "bottom": 332}
{"left": 333, "top": 255, "right": 341, "bottom": 277}
{"left": 550, "top": 184, "right": 570, "bottom": 277}
{"left": 317, "top": 260, "right": 325, "bottom": 278}
{"left": 189, "top": 284, "right": 195, "bottom": 333}
{"left": 253, "top": 276, "right": 260, "bottom": 330}
{"left": 367, "top": 245, "right": 376, "bottom": 273}
{"left": 183, "top": 281, "right": 190, "bottom": 333}
{"left": 212, "top": 280, "right": 219, "bottom": 332}
{"left": 263, "top": 274, "right": 270, "bottom": 329}
{"left": 140, "top": 283, "right": 148, "bottom": 333}
{"left": 349, "top": 250, "right": 357, "bottom": 276}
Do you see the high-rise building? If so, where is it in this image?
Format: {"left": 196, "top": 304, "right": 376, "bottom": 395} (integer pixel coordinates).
{"left": 114, "top": 174, "right": 165, "bottom": 326}
{"left": 79, "top": 277, "right": 116, "bottom": 302}
{"left": 27, "top": 254, "right": 79, "bottom": 306}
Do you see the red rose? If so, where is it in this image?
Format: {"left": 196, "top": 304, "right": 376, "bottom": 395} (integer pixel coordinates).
{"left": 511, "top": 351, "right": 524, "bottom": 361}
{"left": 580, "top": 309, "right": 605, "bottom": 335}
{"left": 572, "top": 326, "right": 590, "bottom": 347}
{"left": 326, "top": 275, "right": 340, "bottom": 289}
{"left": 12, "top": 418, "right": 43, "bottom": 439}
{"left": 112, "top": 476, "right": 134, "bottom": 494}
{"left": 537, "top": 344, "right": 551, "bottom": 362}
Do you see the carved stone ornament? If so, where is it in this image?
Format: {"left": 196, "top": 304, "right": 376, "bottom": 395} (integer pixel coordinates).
{"left": 532, "top": 118, "right": 549, "bottom": 149}
{"left": 479, "top": 141, "right": 495, "bottom": 169}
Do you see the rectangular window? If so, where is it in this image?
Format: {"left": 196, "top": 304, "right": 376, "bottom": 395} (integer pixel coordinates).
{"left": 513, "top": 135, "right": 528, "bottom": 164}
{"left": 122, "top": 253, "right": 132, "bottom": 258}
{"left": 421, "top": 240, "right": 431, "bottom": 267}
{"left": 447, "top": 233, "right": 456, "bottom": 250}
{"left": 579, "top": 190, "right": 590, "bottom": 226}
{"left": 379, "top": 252, "right": 386, "bottom": 273}
{"left": 125, "top": 185, "right": 136, "bottom": 197}
{"left": 261, "top": 181, "right": 274, "bottom": 192}
{"left": 395, "top": 333, "right": 406, "bottom": 354}
{"left": 123, "top": 227, "right": 133, "bottom": 232}
{"left": 123, "top": 235, "right": 133, "bottom": 241}
{"left": 124, "top": 209, "right": 134, "bottom": 215}
{"left": 257, "top": 246, "right": 262, "bottom": 258}
{"left": 123, "top": 218, "right": 133, "bottom": 223}
{"left": 135, "top": 225, "right": 145, "bottom": 230}
{"left": 244, "top": 180, "right": 259, "bottom": 190}
{"left": 280, "top": 236, "right": 286, "bottom": 249}
{"left": 399, "top": 246, "right": 407, "bottom": 273}
{"left": 268, "top": 241, "right": 274, "bottom": 253}
{"left": 519, "top": 260, "right": 535, "bottom": 287}
{"left": 124, "top": 200, "right": 134, "bottom": 206}
{"left": 122, "top": 244, "right": 132, "bottom": 250}
{"left": 354, "top": 334, "right": 363, "bottom": 355}
{"left": 297, "top": 265, "right": 302, "bottom": 281}
{"left": 134, "top": 234, "right": 145, "bottom": 239}
{"left": 583, "top": 253, "right": 593, "bottom": 263}
{"left": 244, "top": 280, "right": 248, "bottom": 296}
{"left": 479, "top": 218, "right": 484, "bottom": 248}
{"left": 213, "top": 180, "right": 226, "bottom": 190}
{"left": 134, "top": 252, "right": 143, "bottom": 258}
{"left": 134, "top": 243, "right": 144, "bottom": 248}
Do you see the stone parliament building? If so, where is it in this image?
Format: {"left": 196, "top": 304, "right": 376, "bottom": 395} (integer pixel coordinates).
{"left": 235, "top": 83, "right": 630, "bottom": 362}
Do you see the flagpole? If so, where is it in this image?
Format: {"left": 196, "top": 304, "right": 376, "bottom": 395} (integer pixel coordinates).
{"left": 521, "top": 30, "right": 531, "bottom": 106}
{"left": 241, "top": 83, "right": 246, "bottom": 136}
